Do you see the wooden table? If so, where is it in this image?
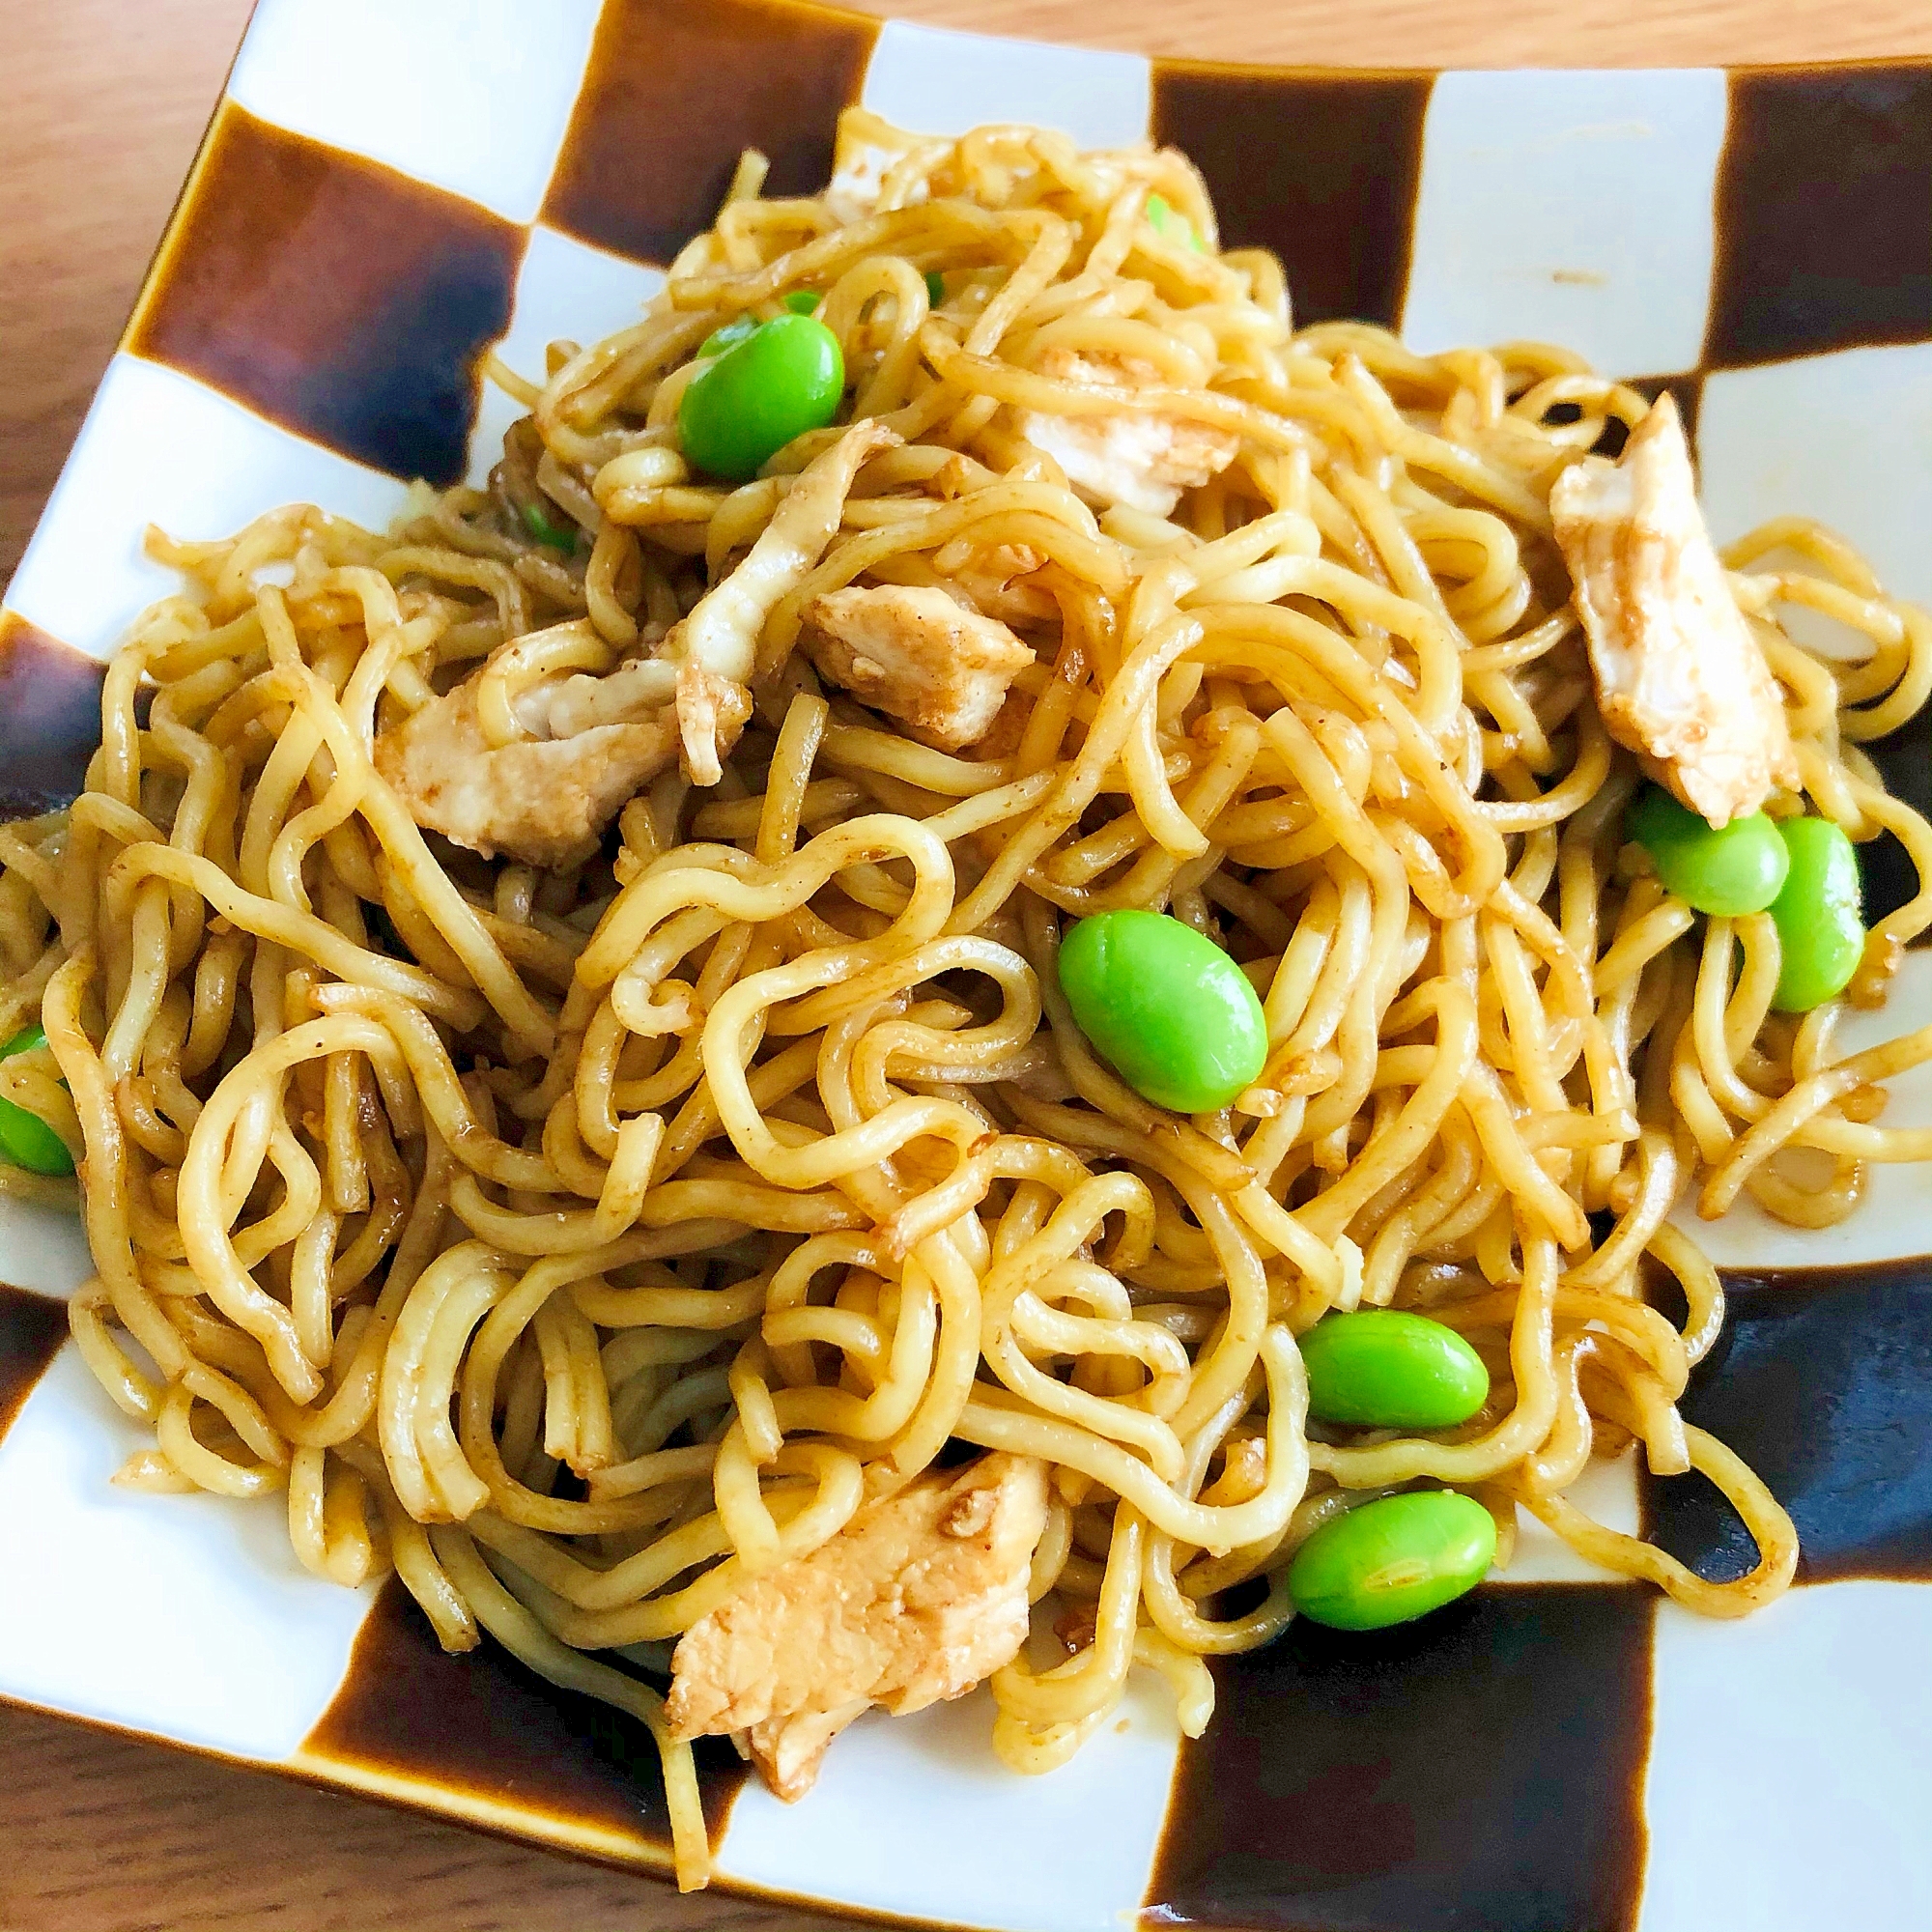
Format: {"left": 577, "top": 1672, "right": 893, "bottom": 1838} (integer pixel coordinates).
{"left": 5, "top": 1, "right": 1930, "bottom": 1927}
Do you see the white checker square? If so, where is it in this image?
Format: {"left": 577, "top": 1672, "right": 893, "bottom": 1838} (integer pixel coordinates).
{"left": 1402, "top": 70, "right": 1728, "bottom": 378}
{"left": 228, "top": 0, "right": 604, "bottom": 225}
{"left": 0, "top": 1342, "right": 375, "bottom": 1761}
{"left": 0, "top": 1195, "right": 97, "bottom": 1299}
{"left": 861, "top": 19, "right": 1151, "bottom": 149}
{"left": 7, "top": 355, "right": 411, "bottom": 665}
{"left": 1700, "top": 340, "right": 1932, "bottom": 610}
{"left": 1671, "top": 950, "right": 1932, "bottom": 1269}
{"left": 714, "top": 1672, "right": 1179, "bottom": 1931}
{"left": 1644, "top": 1583, "right": 1932, "bottom": 1932}
{"left": 469, "top": 223, "right": 668, "bottom": 488}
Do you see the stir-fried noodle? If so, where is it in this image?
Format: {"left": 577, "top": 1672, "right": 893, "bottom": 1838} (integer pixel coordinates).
{"left": 6, "top": 112, "right": 1930, "bottom": 1889}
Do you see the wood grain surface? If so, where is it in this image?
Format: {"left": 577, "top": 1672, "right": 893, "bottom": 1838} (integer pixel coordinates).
{"left": 4, "top": 2, "right": 1930, "bottom": 1929}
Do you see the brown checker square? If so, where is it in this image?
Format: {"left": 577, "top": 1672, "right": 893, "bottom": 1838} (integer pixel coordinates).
{"left": 543, "top": 0, "right": 878, "bottom": 269}
{"left": 0, "top": 1285, "right": 69, "bottom": 1447}
{"left": 1706, "top": 64, "right": 1932, "bottom": 370}
{"left": 1860, "top": 697, "right": 1932, "bottom": 927}
{"left": 299, "top": 1576, "right": 747, "bottom": 1859}
{"left": 1143, "top": 1584, "right": 1654, "bottom": 1932}
{"left": 1645, "top": 1258, "right": 1932, "bottom": 1587}
{"left": 0, "top": 613, "right": 110, "bottom": 819}
{"left": 1151, "top": 67, "right": 1432, "bottom": 329}
{"left": 128, "top": 102, "right": 523, "bottom": 487}
{"left": 1540, "top": 374, "right": 1705, "bottom": 469}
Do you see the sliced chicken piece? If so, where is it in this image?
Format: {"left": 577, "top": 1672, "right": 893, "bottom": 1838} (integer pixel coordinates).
{"left": 803, "top": 583, "right": 1034, "bottom": 751}
{"left": 1551, "top": 395, "right": 1798, "bottom": 826}
{"left": 673, "top": 662, "right": 753, "bottom": 785}
{"left": 1015, "top": 349, "right": 1239, "bottom": 517}
{"left": 969, "top": 687, "right": 1032, "bottom": 764}
{"left": 932, "top": 539, "right": 1057, "bottom": 625}
{"left": 667, "top": 1453, "right": 1049, "bottom": 1801}
{"left": 384, "top": 421, "right": 899, "bottom": 864}
{"left": 736, "top": 1700, "right": 869, "bottom": 1804}
{"left": 542, "top": 418, "right": 902, "bottom": 785}
{"left": 373, "top": 663, "right": 677, "bottom": 869}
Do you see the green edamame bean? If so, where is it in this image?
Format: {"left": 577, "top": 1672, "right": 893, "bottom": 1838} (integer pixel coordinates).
{"left": 678, "top": 313, "right": 845, "bottom": 482}
{"left": 1058, "top": 909, "right": 1267, "bottom": 1114}
{"left": 1301, "top": 1310, "right": 1490, "bottom": 1430}
{"left": 1628, "top": 785, "right": 1789, "bottom": 916}
{"left": 0, "top": 1025, "right": 73, "bottom": 1178}
{"left": 702, "top": 295, "right": 817, "bottom": 358}
{"left": 1145, "top": 191, "right": 1206, "bottom": 253}
{"left": 696, "top": 314, "right": 760, "bottom": 359}
{"left": 1769, "top": 815, "right": 1864, "bottom": 1012}
{"left": 520, "top": 500, "right": 577, "bottom": 554}
{"left": 1288, "top": 1490, "right": 1496, "bottom": 1632}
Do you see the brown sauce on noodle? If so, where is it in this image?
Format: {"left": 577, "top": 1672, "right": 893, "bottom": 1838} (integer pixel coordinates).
{"left": 10, "top": 103, "right": 1931, "bottom": 1895}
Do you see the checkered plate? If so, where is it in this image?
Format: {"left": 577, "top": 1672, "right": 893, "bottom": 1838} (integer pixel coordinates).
{"left": 2, "top": 6, "right": 1929, "bottom": 1927}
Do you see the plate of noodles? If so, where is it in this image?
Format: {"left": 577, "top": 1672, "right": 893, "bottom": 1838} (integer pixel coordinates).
{"left": 4, "top": 2, "right": 1932, "bottom": 1927}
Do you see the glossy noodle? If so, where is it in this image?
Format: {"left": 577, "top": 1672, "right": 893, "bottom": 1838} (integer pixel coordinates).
{"left": 6, "top": 110, "right": 1931, "bottom": 1890}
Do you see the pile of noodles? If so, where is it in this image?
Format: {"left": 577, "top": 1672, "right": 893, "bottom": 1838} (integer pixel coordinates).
{"left": 5, "top": 110, "right": 1931, "bottom": 1889}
